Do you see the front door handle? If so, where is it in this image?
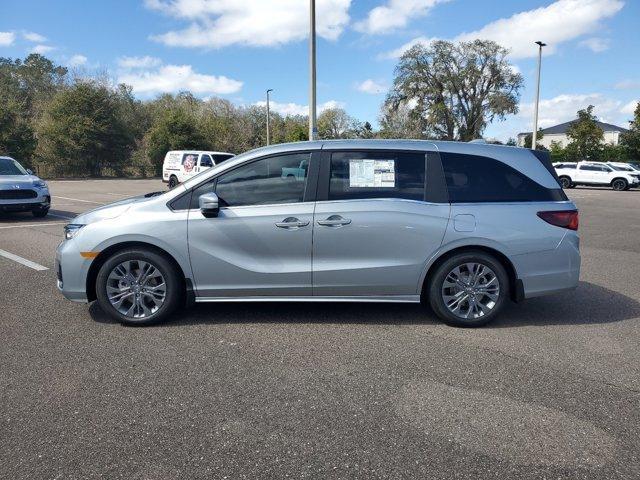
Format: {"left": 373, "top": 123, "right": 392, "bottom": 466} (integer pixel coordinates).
{"left": 317, "top": 215, "right": 352, "bottom": 227}
{"left": 275, "top": 217, "right": 310, "bottom": 229}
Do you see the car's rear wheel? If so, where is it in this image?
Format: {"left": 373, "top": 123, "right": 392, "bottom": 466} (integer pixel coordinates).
{"left": 95, "top": 249, "right": 181, "bottom": 326}
{"left": 428, "top": 251, "right": 509, "bottom": 327}
{"left": 32, "top": 207, "right": 49, "bottom": 218}
{"left": 612, "top": 178, "right": 627, "bottom": 191}
{"left": 559, "top": 176, "right": 573, "bottom": 189}
{"left": 168, "top": 175, "right": 179, "bottom": 189}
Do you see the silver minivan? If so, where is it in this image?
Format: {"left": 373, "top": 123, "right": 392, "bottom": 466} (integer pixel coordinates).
{"left": 56, "top": 140, "right": 580, "bottom": 327}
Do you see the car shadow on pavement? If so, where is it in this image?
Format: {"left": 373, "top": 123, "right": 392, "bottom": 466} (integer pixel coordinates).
{"left": 88, "top": 281, "right": 639, "bottom": 328}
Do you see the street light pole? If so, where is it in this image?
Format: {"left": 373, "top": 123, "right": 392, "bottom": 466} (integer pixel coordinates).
{"left": 531, "top": 41, "right": 546, "bottom": 150}
{"left": 266, "top": 88, "right": 273, "bottom": 146}
{"left": 309, "top": 0, "right": 317, "bottom": 141}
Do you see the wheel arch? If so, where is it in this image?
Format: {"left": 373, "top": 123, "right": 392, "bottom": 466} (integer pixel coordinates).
{"left": 420, "top": 244, "right": 522, "bottom": 303}
{"left": 86, "top": 241, "right": 193, "bottom": 305}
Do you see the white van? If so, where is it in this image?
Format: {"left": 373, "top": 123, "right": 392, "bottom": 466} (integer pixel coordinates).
{"left": 162, "top": 150, "right": 234, "bottom": 188}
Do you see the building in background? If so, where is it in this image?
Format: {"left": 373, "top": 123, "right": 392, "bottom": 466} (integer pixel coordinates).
{"left": 517, "top": 120, "right": 628, "bottom": 149}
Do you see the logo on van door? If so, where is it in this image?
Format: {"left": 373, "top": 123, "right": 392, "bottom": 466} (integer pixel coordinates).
{"left": 182, "top": 154, "right": 197, "bottom": 173}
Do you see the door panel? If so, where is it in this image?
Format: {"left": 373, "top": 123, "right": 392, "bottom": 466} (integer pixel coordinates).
{"left": 312, "top": 149, "right": 449, "bottom": 297}
{"left": 187, "top": 151, "right": 318, "bottom": 298}
{"left": 312, "top": 199, "right": 450, "bottom": 296}
{"left": 188, "top": 204, "right": 313, "bottom": 297}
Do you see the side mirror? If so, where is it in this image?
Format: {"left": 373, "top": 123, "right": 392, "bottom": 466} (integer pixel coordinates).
{"left": 199, "top": 192, "right": 219, "bottom": 218}
{"left": 26, "top": 169, "right": 33, "bottom": 175}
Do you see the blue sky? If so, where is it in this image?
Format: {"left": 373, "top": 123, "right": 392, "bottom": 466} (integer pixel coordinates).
{"left": 1, "top": 0, "right": 639, "bottom": 140}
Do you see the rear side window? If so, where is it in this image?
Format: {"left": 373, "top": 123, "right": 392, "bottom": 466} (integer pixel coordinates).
{"left": 328, "top": 151, "right": 425, "bottom": 201}
{"left": 441, "top": 153, "right": 566, "bottom": 203}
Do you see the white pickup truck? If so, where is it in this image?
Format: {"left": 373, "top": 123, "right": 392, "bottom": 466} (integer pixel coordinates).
{"left": 554, "top": 161, "right": 640, "bottom": 191}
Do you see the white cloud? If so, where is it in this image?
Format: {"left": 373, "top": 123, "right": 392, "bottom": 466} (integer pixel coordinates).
{"left": 615, "top": 80, "right": 640, "bottom": 90}
{"left": 146, "top": 0, "right": 351, "bottom": 48}
{"left": 0, "top": 31, "right": 16, "bottom": 46}
{"left": 455, "top": 0, "right": 623, "bottom": 59}
{"left": 518, "top": 93, "right": 623, "bottom": 129}
{"left": 117, "top": 55, "right": 162, "bottom": 69}
{"left": 579, "top": 37, "right": 610, "bottom": 52}
{"left": 253, "top": 100, "right": 345, "bottom": 117}
{"left": 379, "top": 36, "right": 436, "bottom": 59}
{"left": 118, "top": 63, "right": 242, "bottom": 97}
{"left": 354, "top": 0, "right": 448, "bottom": 35}
{"left": 30, "top": 44, "right": 55, "bottom": 54}
{"left": 355, "top": 79, "right": 388, "bottom": 94}
{"left": 621, "top": 100, "right": 638, "bottom": 115}
{"left": 386, "top": 0, "right": 624, "bottom": 60}
{"left": 23, "top": 31, "right": 46, "bottom": 42}
{"left": 68, "top": 54, "right": 88, "bottom": 67}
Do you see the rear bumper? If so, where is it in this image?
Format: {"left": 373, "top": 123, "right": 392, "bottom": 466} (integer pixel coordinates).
{"left": 512, "top": 231, "right": 580, "bottom": 299}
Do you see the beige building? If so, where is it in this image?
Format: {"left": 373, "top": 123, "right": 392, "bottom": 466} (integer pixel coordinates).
{"left": 517, "top": 120, "right": 628, "bottom": 149}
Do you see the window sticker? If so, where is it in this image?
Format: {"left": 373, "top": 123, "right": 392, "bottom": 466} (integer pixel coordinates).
{"left": 349, "top": 159, "right": 395, "bottom": 187}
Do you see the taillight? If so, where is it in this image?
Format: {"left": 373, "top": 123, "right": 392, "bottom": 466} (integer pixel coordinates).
{"left": 537, "top": 210, "right": 579, "bottom": 231}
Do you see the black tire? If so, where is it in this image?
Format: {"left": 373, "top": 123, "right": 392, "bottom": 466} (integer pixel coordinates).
{"left": 559, "top": 176, "right": 573, "bottom": 189}
{"left": 95, "top": 249, "right": 182, "bottom": 326}
{"left": 32, "top": 207, "right": 49, "bottom": 218}
{"left": 427, "top": 251, "right": 509, "bottom": 328}
{"left": 612, "top": 178, "right": 627, "bottom": 191}
{"left": 168, "top": 175, "right": 179, "bottom": 189}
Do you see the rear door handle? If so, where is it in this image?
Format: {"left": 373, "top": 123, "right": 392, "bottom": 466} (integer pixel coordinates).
{"left": 317, "top": 215, "right": 351, "bottom": 227}
{"left": 275, "top": 217, "right": 310, "bottom": 229}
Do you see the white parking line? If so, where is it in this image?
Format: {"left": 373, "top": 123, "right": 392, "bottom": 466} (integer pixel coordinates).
{"left": 47, "top": 213, "right": 75, "bottom": 220}
{"left": 52, "top": 195, "right": 104, "bottom": 205}
{"left": 0, "top": 222, "right": 66, "bottom": 230}
{"left": 0, "top": 249, "right": 48, "bottom": 271}
{"left": 104, "top": 192, "right": 129, "bottom": 197}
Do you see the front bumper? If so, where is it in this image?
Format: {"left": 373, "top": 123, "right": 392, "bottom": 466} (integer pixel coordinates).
{"left": 0, "top": 192, "right": 50, "bottom": 212}
{"left": 56, "top": 240, "right": 90, "bottom": 303}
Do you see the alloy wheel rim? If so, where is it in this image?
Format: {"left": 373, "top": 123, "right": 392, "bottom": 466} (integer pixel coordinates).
{"left": 441, "top": 262, "right": 500, "bottom": 320}
{"left": 613, "top": 180, "right": 624, "bottom": 190}
{"left": 106, "top": 260, "right": 166, "bottom": 318}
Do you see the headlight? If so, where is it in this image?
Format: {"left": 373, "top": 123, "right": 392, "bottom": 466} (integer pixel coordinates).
{"left": 64, "top": 224, "right": 85, "bottom": 240}
{"left": 34, "top": 180, "right": 47, "bottom": 188}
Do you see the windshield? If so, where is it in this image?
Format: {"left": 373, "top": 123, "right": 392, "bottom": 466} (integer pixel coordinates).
{"left": 0, "top": 158, "right": 28, "bottom": 176}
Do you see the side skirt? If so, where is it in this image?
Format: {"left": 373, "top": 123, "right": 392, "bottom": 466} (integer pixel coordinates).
{"left": 195, "top": 295, "right": 421, "bottom": 303}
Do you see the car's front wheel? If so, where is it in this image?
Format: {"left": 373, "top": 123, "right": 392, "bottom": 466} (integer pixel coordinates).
{"left": 428, "top": 251, "right": 509, "bottom": 327}
{"left": 95, "top": 249, "right": 182, "bottom": 326}
{"left": 612, "top": 178, "right": 628, "bottom": 191}
{"left": 168, "top": 175, "right": 179, "bottom": 189}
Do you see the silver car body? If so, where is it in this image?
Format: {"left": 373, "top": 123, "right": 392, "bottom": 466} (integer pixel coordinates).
{"left": 0, "top": 156, "right": 50, "bottom": 213}
{"left": 56, "top": 140, "right": 580, "bottom": 305}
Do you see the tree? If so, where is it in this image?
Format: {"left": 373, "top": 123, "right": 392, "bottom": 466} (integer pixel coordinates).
{"left": 620, "top": 101, "right": 640, "bottom": 160}
{"left": 383, "top": 39, "right": 523, "bottom": 141}
{"left": 523, "top": 129, "right": 544, "bottom": 149}
{"left": 549, "top": 141, "right": 566, "bottom": 163}
{"left": 36, "top": 81, "right": 136, "bottom": 176}
{"left": 317, "top": 107, "right": 356, "bottom": 139}
{"left": 565, "top": 105, "right": 604, "bottom": 160}
{"left": 506, "top": 138, "right": 517, "bottom": 146}
{"left": 145, "top": 108, "right": 208, "bottom": 173}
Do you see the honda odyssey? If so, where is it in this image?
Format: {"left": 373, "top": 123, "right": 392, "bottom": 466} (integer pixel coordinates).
{"left": 56, "top": 140, "right": 580, "bottom": 327}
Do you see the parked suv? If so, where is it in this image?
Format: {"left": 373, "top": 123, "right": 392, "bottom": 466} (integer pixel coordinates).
{"left": 0, "top": 156, "right": 50, "bottom": 217}
{"left": 555, "top": 161, "right": 639, "bottom": 190}
{"left": 57, "top": 141, "right": 580, "bottom": 328}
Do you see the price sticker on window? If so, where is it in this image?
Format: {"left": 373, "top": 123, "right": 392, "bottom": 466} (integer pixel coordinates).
{"left": 349, "top": 159, "right": 395, "bottom": 187}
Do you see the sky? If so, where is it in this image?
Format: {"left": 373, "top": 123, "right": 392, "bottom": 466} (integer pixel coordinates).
{"left": 1, "top": 0, "right": 639, "bottom": 141}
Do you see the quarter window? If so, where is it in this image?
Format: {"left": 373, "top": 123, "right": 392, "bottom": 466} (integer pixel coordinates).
{"left": 441, "top": 153, "right": 565, "bottom": 203}
{"left": 215, "top": 153, "right": 310, "bottom": 207}
{"left": 328, "top": 151, "right": 425, "bottom": 201}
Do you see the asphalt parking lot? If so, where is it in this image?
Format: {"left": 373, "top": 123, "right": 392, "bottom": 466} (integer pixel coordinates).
{"left": 1, "top": 180, "right": 639, "bottom": 479}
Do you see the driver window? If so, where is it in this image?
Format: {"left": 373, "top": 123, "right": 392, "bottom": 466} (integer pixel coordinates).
{"left": 199, "top": 154, "right": 214, "bottom": 168}
{"left": 215, "top": 153, "right": 310, "bottom": 207}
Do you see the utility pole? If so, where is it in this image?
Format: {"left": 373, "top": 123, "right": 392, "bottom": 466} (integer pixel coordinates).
{"left": 531, "top": 41, "right": 546, "bottom": 150}
{"left": 309, "top": 0, "right": 317, "bottom": 141}
{"left": 266, "top": 88, "right": 273, "bottom": 146}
